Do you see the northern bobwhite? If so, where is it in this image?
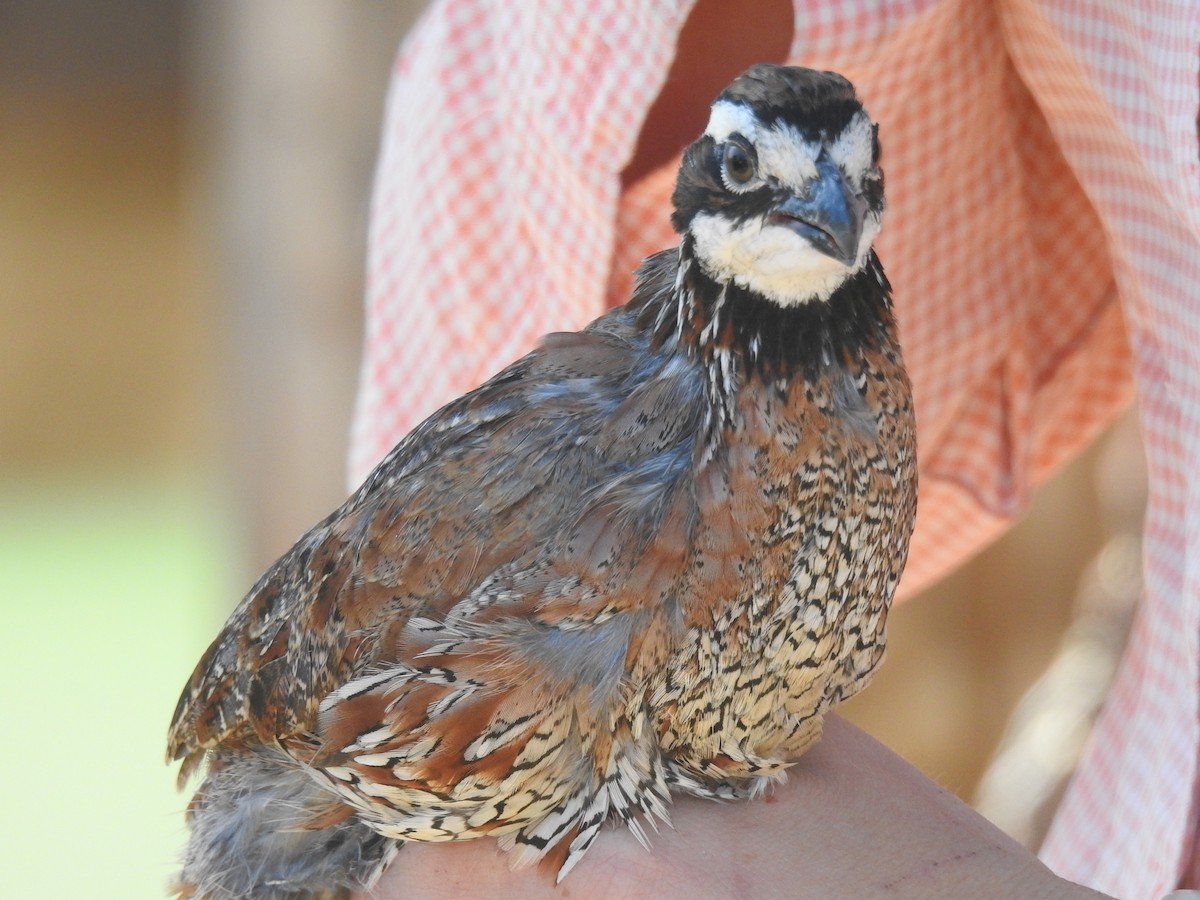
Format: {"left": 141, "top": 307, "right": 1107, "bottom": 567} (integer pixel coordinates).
{"left": 168, "top": 64, "right": 917, "bottom": 899}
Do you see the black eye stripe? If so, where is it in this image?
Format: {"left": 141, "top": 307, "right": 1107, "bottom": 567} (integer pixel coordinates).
{"left": 713, "top": 134, "right": 757, "bottom": 164}
{"left": 727, "top": 132, "right": 755, "bottom": 155}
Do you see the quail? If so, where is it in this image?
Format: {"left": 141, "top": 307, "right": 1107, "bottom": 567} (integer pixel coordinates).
{"left": 168, "top": 64, "right": 917, "bottom": 899}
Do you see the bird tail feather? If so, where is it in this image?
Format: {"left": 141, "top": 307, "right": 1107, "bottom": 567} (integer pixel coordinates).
{"left": 174, "top": 747, "right": 395, "bottom": 900}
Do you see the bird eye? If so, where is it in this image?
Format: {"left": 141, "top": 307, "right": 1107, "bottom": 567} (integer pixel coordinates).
{"left": 721, "top": 142, "right": 756, "bottom": 185}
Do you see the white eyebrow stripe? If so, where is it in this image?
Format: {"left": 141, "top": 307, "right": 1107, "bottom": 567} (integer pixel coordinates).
{"left": 756, "top": 123, "right": 820, "bottom": 190}
{"left": 827, "top": 111, "right": 875, "bottom": 189}
{"left": 700, "top": 102, "right": 878, "bottom": 196}
{"left": 704, "top": 100, "right": 761, "bottom": 143}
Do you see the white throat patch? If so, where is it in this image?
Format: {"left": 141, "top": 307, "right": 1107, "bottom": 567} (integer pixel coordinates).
{"left": 690, "top": 211, "right": 878, "bottom": 305}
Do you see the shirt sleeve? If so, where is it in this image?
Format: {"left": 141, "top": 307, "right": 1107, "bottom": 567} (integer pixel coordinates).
{"left": 348, "top": 0, "right": 688, "bottom": 484}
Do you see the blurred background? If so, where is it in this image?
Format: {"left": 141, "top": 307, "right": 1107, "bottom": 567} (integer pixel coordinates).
{"left": 0, "top": 2, "right": 1143, "bottom": 897}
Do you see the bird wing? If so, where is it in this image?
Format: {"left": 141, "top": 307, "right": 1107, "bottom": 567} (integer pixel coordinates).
{"left": 303, "top": 376, "right": 712, "bottom": 866}
{"left": 167, "top": 306, "right": 707, "bottom": 777}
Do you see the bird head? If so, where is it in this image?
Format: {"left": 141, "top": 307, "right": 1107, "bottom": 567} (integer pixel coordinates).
{"left": 671, "top": 65, "right": 885, "bottom": 307}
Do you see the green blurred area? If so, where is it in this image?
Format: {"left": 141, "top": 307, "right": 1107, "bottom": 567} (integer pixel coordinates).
{"left": 0, "top": 8, "right": 225, "bottom": 891}
{"left": 0, "top": 475, "right": 232, "bottom": 899}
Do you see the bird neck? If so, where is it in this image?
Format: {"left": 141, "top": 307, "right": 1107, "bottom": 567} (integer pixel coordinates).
{"left": 632, "top": 237, "right": 896, "bottom": 385}
{"left": 629, "top": 239, "right": 896, "bottom": 449}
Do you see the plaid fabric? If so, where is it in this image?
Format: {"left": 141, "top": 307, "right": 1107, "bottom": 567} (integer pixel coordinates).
{"left": 350, "top": 2, "right": 1200, "bottom": 896}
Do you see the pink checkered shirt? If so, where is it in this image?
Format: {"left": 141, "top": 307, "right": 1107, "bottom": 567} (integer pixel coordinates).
{"left": 350, "top": 2, "right": 1200, "bottom": 896}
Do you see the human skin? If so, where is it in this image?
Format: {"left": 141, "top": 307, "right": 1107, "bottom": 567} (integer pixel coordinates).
{"left": 356, "top": 715, "right": 1112, "bottom": 899}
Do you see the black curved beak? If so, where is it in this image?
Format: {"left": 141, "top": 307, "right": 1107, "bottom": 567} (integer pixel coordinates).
{"left": 768, "top": 152, "right": 867, "bottom": 266}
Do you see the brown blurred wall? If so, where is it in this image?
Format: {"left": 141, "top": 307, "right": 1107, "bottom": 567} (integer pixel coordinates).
{"left": 189, "top": 2, "right": 428, "bottom": 569}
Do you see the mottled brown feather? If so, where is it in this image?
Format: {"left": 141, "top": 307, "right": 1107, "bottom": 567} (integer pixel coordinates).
{"left": 168, "top": 65, "right": 916, "bottom": 899}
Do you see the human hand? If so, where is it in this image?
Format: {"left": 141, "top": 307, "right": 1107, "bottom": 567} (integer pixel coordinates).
{"left": 357, "top": 715, "right": 1111, "bottom": 899}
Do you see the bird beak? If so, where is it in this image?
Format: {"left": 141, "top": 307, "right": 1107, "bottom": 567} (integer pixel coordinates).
{"left": 768, "top": 152, "right": 867, "bottom": 267}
